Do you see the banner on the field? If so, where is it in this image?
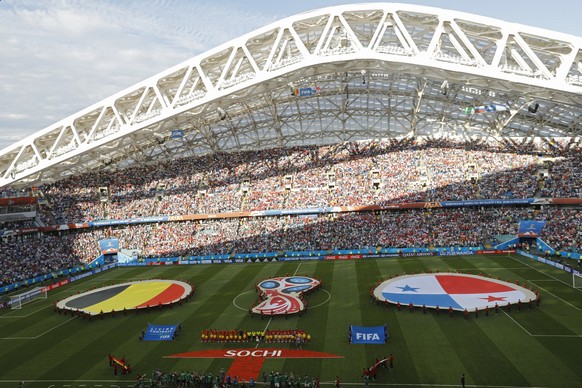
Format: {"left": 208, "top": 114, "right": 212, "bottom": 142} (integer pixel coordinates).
{"left": 518, "top": 220, "right": 546, "bottom": 237}
{"left": 349, "top": 325, "right": 387, "bottom": 344}
{"left": 143, "top": 324, "right": 178, "bottom": 341}
{"left": 99, "top": 238, "right": 119, "bottom": 254}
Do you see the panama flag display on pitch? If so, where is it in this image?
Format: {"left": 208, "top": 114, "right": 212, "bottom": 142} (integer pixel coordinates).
{"left": 374, "top": 273, "right": 537, "bottom": 311}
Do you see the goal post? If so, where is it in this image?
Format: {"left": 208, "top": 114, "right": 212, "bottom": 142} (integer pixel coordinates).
{"left": 573, "top": 271, "right": 582, "bottom": 289}
{"left": 9, "top": 287, "right": 47, "bottom": 309}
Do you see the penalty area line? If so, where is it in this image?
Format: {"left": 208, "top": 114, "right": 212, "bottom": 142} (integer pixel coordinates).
{"left": 0, "top": 316, "right": 76, "bottom": 340}
{"left": 456, "top": 267, "right": 531, "bottom": 271}
{"left": 507, "top": 254, "right": 581, "bottom": 291}
{"left": 0, "top": 304, "right": 51, "bottom": 319}
{"left": 529, "top": 281, "right": 581, "bottom": 311}
{"left": 501, "top": 310, "right": 533, "bottom": 336}
{"left": 501, "top": 311, "right": 582, "bottom": 338}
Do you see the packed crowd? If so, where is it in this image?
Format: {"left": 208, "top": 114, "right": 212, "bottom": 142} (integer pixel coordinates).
{"left": 0, "top": 137, "right": 579, "bottom": 287}
{"left": 540, "top": 207, "right": 581, "bottom": 253}
{"left": 0, "top": 233, "right": 81, "bottom": 287}
{"left": 23, "top": 137, "right": 580, "bottom": 225}
{"left": 45, "top": 207, "right": 541, "bottom": 261}
{"left": 0, "top": 206, "right": 579, "bottom": 287}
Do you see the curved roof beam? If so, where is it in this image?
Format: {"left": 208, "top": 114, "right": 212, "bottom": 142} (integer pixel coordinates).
{"left": 1, "top": 3, "right": 582, "bottom": 187}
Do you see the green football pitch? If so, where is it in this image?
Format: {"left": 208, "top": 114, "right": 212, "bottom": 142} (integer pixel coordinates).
{"left": 1, "top": 254, "right": 581, "bottom": 388}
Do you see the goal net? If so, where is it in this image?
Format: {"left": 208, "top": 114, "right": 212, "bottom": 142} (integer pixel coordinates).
{"left": 573, "top": 271, "right": 582, "bottom": 289}
{"left": 9, "top": 287, "right": 47, "bottom": 309}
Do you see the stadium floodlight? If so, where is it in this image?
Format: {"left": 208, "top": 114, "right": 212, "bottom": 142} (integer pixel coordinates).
{"left": 440, "top": 80, "right": 449, "bottom": 95}
{"left": 154, "top": 134, "right": 166, "bottom": 144}
{"left": 528, "top": 101, "right": 539, "bottom": 113}
{"left": 217, "top": 107, "right": 227, "bottom": 121}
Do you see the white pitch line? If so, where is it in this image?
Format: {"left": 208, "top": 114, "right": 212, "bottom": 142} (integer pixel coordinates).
{"left": 456, "top": 268, "right": 530, "bottom": 271}
{"left": 501, "top": 310, "right": 582, "bottom": 338}
{"left": 507, "top": 254, "right": 582, "bottom": 291}
{"left": 528, "top": 281, "right": 581, "bottom": 311}
{"left": 0, "top": 317, "right": 76, "bottom": 340}
{"left": 232, "top": 290, "right": 255, "bottom": 311}
{"left": 293, "top": 263, "right": 302, "bottom": 276}
{"left": 255, "top": 317, "right": 273, "bottom": 349}
{"left": 501, "top": 310, "right": 533, "bottom": 336}
{"left": 0, "top": 304, "right": 51, "bottom": 318}
{"left": 0, "top": 336, "right": 36, "bottom": 340}
{"left": 33, "top": 316, "right": 77, "bottom": 338}
{"left": 526, "top": 279, "right": 557, "bottom": 282}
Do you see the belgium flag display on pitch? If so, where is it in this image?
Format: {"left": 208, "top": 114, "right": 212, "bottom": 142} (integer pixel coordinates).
{"left": 56, "top": 279, "right": 192, "bottom": 315}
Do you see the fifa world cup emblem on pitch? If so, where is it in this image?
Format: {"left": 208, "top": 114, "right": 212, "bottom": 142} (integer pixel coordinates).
{"left": 252, "top": 276, "right": 320, "bottom": 315}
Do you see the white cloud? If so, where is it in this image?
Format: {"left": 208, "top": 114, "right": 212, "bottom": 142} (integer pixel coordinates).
{"left": 0, "top": 0, "right": 279, "bottom": 149}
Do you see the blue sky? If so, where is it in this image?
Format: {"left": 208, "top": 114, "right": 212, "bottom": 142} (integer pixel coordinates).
{"left": 0, "top": 0, "right": 579, "bottom": 150}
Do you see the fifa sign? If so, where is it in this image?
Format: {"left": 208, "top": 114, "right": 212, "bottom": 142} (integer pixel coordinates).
{"left": 349, "top": 325, "right": 387, "bottom": 344}
{"left": 355, "top": 333, "right": 380, "bottom": 341}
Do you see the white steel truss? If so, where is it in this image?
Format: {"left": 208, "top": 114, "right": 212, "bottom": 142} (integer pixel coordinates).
{"left": 1, "top": 3, "right": 582, "bottom": 188}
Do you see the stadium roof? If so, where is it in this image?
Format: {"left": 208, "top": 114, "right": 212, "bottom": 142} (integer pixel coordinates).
{"left": 1, "top": 2, "right": 582, "bottom": 189}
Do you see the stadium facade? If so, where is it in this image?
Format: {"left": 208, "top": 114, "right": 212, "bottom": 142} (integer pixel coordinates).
{"left": 1, "top": 3, "right": 582, "bottom": 189}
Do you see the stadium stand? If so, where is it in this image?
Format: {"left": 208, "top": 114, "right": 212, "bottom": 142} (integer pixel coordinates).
{"left": 32, "top": 138, "right": 580, "bottom": 223}
{"left": 0, "top": 136, "right": 580, "bottom": 287}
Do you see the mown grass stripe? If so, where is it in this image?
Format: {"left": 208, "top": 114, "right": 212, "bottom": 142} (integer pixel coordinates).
{"left": 478, "top": 312, "right": 582, "bottom": 387}
{"left": 278, "top": 260, "right": 334, "bottom": 380}
{"left": 317, "top": 261, "right": 359, "bottom": 380}
{"left": 1, "top": 255, "right": 581, "bottom": 387}
{"left": 72, "top": 264, "right": 236, "bottom": 380}
{"left": 434, "top": 309, "right": 530, "bottom": 387}
{"left": 355, "top": 259, "right": 391, "bottom": 382}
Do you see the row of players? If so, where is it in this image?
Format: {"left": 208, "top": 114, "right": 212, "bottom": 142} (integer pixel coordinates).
{"left": 200, "top": 329, "right": 310, "bottom": 343}
{"left": 1, "top": 138, "right": 578, "bottom": 226}
{"left": 0, "top": 206, "right": 579, "bottom": 287}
